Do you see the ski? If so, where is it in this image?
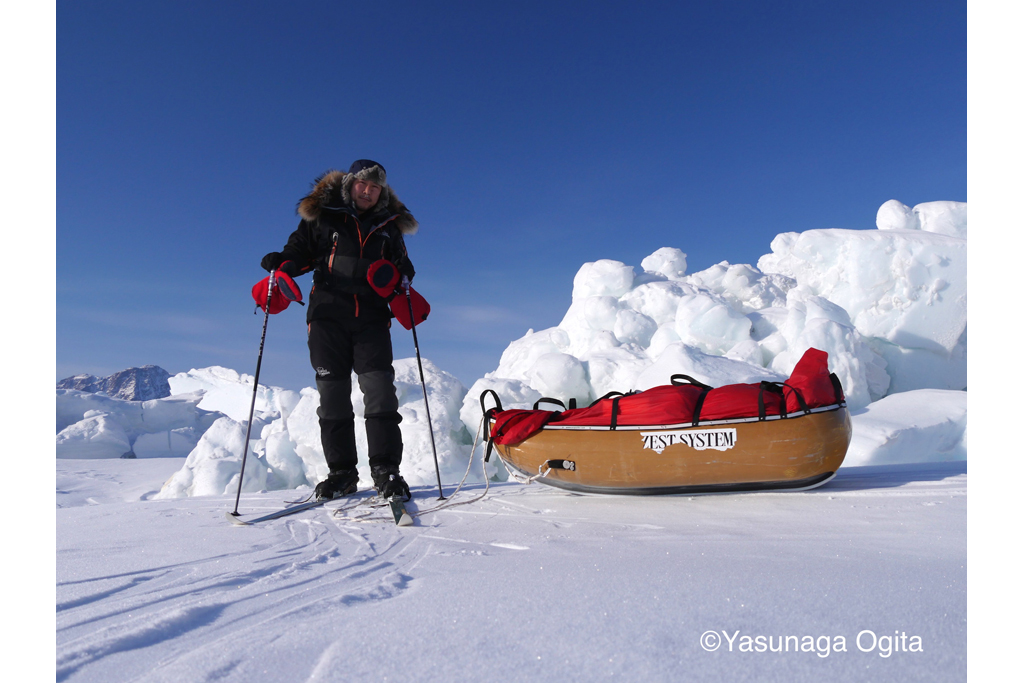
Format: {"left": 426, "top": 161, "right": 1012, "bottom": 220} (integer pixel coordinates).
{"left": 226, "top": 498, "right": 325, "bottom": 526}
{"left": 388, "top": 496, "right": 414, "bottom": 526}
{"left": 228, "top": 492, "right": 412, "bottom": 526}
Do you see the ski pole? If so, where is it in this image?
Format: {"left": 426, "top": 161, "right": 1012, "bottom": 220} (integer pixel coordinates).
{"left": 406, "top": 284, "right": 445, "bottom": 500}
{"left": 230, "top": 271, "right": 275, "bottom": 516}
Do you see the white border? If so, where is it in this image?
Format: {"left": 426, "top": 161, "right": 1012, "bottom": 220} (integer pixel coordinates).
{"left": 969, "top": 1, "right": 1020, "bottom": 676}
{"left": 4, "top": 0, "right": 56, "bottom": 674}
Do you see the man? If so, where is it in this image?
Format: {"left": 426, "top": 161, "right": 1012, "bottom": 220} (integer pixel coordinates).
{"left": 261, "top": 160, "right": 416, "bottom": 501}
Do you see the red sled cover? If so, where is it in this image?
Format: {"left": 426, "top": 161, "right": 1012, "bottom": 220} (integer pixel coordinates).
{"left": 252, "top": 270, "right": 303, "bottom": 314}
{"left": 490, "top": 410, "right": 559, "bottom": 445}
{"left": 391, "top": 286, "right": 430, "bottom": 329}
{"left": 490, "top": 348, "right": 843, "bottom": 446}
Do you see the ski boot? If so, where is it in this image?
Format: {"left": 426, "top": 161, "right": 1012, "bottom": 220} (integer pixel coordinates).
{"left": 371, "top": 465, "right": 411, "bottom": 501}
{"left": 314, "top": 469, "right": 359, "bottom": 501}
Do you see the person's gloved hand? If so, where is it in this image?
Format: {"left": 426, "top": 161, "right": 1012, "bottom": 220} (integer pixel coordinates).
{"left": 278, "top": 260, "right": 301, "bottom": 277}
{"left": 262, "top": 253, "right": 302, "bottom": 277}
{"left": 261, "top": 252, "right": 284, "bottom": 272}
{"left": 400, "top": 275, "right": 411, "bottom": 291}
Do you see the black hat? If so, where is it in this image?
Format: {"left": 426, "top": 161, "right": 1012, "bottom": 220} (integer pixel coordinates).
{"left": 348, "top": 159, "right": 387, "bottom": 186}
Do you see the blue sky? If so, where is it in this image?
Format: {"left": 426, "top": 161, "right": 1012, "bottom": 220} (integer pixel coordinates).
{"left": 57, "top": 0, "right": 966, "bottom": 391}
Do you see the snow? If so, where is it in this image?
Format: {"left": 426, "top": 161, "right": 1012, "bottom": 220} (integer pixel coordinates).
{"left": 571, "top": 258, "right": 637, "bottom": 300}
{"left": 845, "top": 389, "right": 968, "bottom": 466}
{"left": 167, "top": 366, "right": 301, "bottom": 423}
{"left": 152, "top": 358, "right": 474, "bottom": 500}
{"left": 633, "top": 342, "right": 781, "bottom": 391}
{"left": 641, "top": 246, "right": 689, "bottom": 280}
{"left": 876, "top": 199, "right": 967, "bottom": 238}
{"left": 57, "top": 390, "right": 220, "bottom": 460}
{"left": 56, "top": 457, "right": 966, "bottom": 682}
{"left": 757, "top": 228, "right": 967, "bottom": 354}
{"left": 55, "top": 412, "right": 132, "bottom": 460}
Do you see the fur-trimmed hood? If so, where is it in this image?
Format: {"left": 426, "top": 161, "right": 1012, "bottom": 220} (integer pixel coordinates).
{"left": 296, "top": 169, "right": 419, "bottom": 235}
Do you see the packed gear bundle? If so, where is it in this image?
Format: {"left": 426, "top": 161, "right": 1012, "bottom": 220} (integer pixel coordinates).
{"left": 480, "top": 348, "right": 851, "bottom": 496}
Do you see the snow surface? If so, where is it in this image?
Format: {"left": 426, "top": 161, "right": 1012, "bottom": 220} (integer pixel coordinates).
{"left": 56, "top": 457, "right": 966, "bottom": 682}
{"left": 844, "top": 390, "right": 967, "bottom": 467}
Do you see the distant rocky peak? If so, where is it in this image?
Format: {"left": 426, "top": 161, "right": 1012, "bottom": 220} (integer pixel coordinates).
{"left": 57, "top": 365, "right": 171, "bottom": 401}
{"left": 57, "top": 374, "right": 106, "bottom": 394}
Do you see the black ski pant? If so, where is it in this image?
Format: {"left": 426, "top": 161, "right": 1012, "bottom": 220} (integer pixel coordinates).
{"left": 308, "top": 316, "right": 402, "bottom": 474}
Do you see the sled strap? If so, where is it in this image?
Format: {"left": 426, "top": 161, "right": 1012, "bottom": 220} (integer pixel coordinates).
{"left": 758, "top": 382, "right": 787, "bottom": 421}
{"left": 691, "top": 386, "right": 711, "bottom": 427}
{"left": 781, "top": 382, "right": 810, "bottom": 415}
{"left": 479, "top": 390, "right": 503, "bottom": 461}
{"left": 671, "top": 374, "right": 713, "bottom": 390}
{"left": 568, "top": 398, "right": 577, "bottom": 410}
{"left": 609, "top": 396, "right": 624, "bottom": 431}
{"left": 544, "top": 459, "right": 576, "bottom": 471}
{"left": 533, "top": 397, "right": 566, "bottom": 411}
{"left": 480, "top": 390, "right": 504, "bottom": 442}
{"left": 590, "top": 391, "right": 625, "bottom": 407}
{"left": 829, "top": 372, "right": 845, "bottom": 404}
{"left": 479, "top": 389, "right": 504, "bottom": 416}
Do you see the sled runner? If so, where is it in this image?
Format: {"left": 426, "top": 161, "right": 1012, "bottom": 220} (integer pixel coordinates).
{"left": 481, "top": 348, "right": 851, "bottom": 495}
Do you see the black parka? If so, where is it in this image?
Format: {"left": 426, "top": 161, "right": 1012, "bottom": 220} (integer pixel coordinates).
{"left": 278, "top": 170, "right": 417, "bottom": 324}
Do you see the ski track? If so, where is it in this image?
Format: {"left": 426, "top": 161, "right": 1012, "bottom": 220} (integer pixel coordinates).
{"left": 57, "top": 603, "right": 229, "bottom": 681}
{"left": 56, "top": 463, "right": 967, "bottom": 682}
{"left": 125, "top": 522, "right": 427, "bottom": 683}
{"left": 57, "top": 498, "right": 431, "bottom": 683}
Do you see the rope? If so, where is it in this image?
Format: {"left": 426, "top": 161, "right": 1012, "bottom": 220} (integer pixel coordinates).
{"left": 496, "top": 453, "right": 552, "bottom": 485}
{"left": 488, "top": 424, "right": 553, "bottom": 486}
{"left": 409, "top": 414, "right": 492, "bottom": 517}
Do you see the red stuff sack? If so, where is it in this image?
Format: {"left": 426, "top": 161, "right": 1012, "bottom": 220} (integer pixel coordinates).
{"left": 490, "top": 409, "right": 559, "bottom": 445}
{"left": 548, "top": 384, "right": 708, "bottom": 428}
{"left": 672, "top": 348, "right": 840, "bottom": 421}
{"left": 252, "top": 270, "right": 303, "bottom": 314}
{"left": 784, "top": 347, "right": 840, "bottom": 412}
{"left": 699, "top": 383, "right": 785, "bottom": 421}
